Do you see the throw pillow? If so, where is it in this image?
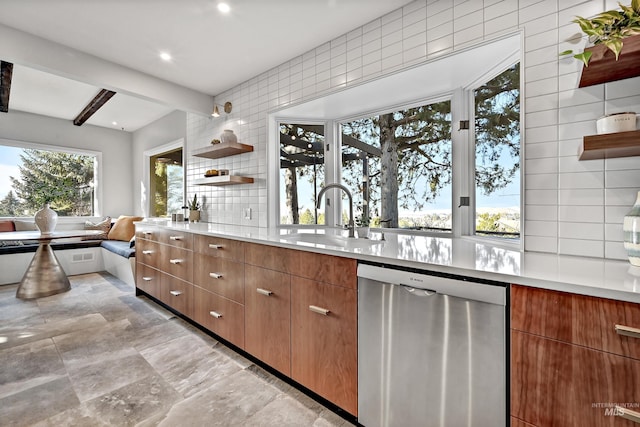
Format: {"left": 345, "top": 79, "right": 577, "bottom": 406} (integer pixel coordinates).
{"left": 14, "top": 220, "right": 38, "bottom": 231}
{"left": 108, "top": 215, "right": 143, "bottom": 242}
{"left": 83, "top": 216, "right": 112, "bottom": 240}
{"left": 0, "top": 220, "right": 16, "bottom": 232}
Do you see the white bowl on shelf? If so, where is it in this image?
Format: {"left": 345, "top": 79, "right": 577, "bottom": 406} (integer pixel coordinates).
{"left": 596, "top": 112, "right": 637, "bottom": 134}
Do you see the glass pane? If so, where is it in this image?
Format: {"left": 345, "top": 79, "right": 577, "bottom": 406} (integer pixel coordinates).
{"left": 474, "top": 63, "right": 520, "bottom": 239}
{"left": 150, "top": 148, "right": 183, "bottom": 217}
{"left": 341, "top": 100, "right": 452, "bottom": 231}
{"left": 0, "top": 145, "right": 96, "bottom": 216}
{"left": 279, "top": 124, "right": 325, "bottom": 225}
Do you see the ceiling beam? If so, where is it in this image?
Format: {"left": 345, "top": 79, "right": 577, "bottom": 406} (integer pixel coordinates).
{"left": 73, "top": 89, "right": 116, "bottom": 126}
{"left": 0, "top": 60, "right": 13, "bottom": 113}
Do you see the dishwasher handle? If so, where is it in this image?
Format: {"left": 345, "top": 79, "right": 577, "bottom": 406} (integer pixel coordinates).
{"left": 399, "top": 283, "right": 437, "bottom": 297}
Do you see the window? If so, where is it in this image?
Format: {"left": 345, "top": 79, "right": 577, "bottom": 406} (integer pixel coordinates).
{"left": 0, "top": 143, "right": 98, "bottom": 217}
{"left": 341, "top": 99, "right": 452, "bottom": 231}
{"left": 150, "top": 148, "right": 183, "bottom": 218}
{"left": 473, "top": 63, "right": 520, "bottom": 239}
{"left": 279, "top": 123, "right": 325, "bottom": 225}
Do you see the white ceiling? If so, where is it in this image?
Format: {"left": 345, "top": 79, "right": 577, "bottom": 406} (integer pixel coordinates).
{"left": 0, "top": 0, "right": 412, "bottom": 131}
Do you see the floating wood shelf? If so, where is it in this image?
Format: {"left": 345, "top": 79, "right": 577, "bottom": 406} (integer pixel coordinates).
{"left": 193, "top": 175, "right": 254, "bottom": 186}
{"left": 192, "top": 141, "right": 253, "bottom": 159}
{"left": 579, "top": 130, "right": 640, "bottom": 160}
{"left": 578, "top": 34, "right": 640, "bottom": 88}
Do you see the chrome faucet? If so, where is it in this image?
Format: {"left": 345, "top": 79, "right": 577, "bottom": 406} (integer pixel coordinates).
{"left": 316, "top": 183, "right": 355, "bottom": 238}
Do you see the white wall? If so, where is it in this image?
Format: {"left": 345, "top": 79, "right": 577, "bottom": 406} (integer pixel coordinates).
{"left": 186, "top": 0, "right": 640, "bottom": 260}
{"left": 0, "top": 110, "right": 134, "bottom": 217}
{"left": 131, "top": 110, "right": 187, "bottom": 217}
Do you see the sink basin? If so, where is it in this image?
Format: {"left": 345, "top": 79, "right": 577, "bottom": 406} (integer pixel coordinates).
{"left": 280, "top": 232, "right": 383, "bottom": 249}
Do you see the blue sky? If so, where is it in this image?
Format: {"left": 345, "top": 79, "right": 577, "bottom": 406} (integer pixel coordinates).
{"left": 0, "top": 146, "right": 23, "bottom": 199}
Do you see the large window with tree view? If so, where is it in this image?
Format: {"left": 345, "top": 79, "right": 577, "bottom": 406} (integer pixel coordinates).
{"left": 279, "top": 63, "right": 519, "bottom": 239}
{"left": 0, "top": 144, "right": 97, "bottom": 217}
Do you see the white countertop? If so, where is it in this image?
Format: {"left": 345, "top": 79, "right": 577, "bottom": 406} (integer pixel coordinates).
{"left": 138, "top": 220, "right": 640, "bottom": 304}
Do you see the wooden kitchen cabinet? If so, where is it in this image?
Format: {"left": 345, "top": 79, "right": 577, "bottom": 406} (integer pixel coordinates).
{"left": 511, "top": 284, "right": 640, "bottom": 427}
{"left": 244, "top": 264, "right": 291, "bottom": 375}
{"left": 160, "top": 273, "right": 193, "bottom": 317}
{"left": 193, "top": 253, "right": 244, "bottom": 304}
{"left": 291, "top": 277, "right": 358, "bottom": 416}
{"left": 192, "top": 285, "right": 244, "bottom": 349}
{"left": 135, "top": 262, "right": 161, "bottom": 300}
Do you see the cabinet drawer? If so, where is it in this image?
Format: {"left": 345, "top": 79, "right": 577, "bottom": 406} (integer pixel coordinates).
{"left": 194, "top": 234, "right": 244, "bottom": 261}
{"left": 290, "top": 251, "right": 357, "bottom": 289}
{"left": 193, "top": 254, "right": 244, "bottom": 304}
{"left": 511, "top": 329, "right": 640, "bottom": 427}
{"left": 136, "top": 226, "right": 161, "bottom": 242}
{"left": 193, "top": 286, "right": 244, "bottom": 349}
{"left": 245, "top": 265, "right": 291, "bottom": 375}
{"left": 512, "top": 284, "right": 640, "bottom": 360}
{"left": 245, "top": 242, "right": 293, "bottom": 273}
{"left": 291, "top": 277, "right": 357, "bottom": 415}
{"left": 160, "top": 274, "right": 193, "bottom": 317}
{"left": 158, "top": 229, "right": 193, "bottom": 250}
{"left": 136, "top": 239, "right": 164, "bottom": 270}
{"left": 136, "top": 263, "right": 161, "bottom": 300}
{"left": 163, "top": 246, "right": 193, "bottom": 282}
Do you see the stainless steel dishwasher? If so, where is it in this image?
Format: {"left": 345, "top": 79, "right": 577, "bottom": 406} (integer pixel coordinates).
{"left": 357, "top": 263, "right": 507, "bottom": 427}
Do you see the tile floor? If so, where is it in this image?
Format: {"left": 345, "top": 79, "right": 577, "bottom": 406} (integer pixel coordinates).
{"left": 0, "top": 273, "right": 354, "bottom": 426}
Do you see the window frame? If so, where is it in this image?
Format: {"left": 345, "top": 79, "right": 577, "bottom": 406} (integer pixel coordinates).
{"left": 0, "top": 138, "right": 103, "bottom": 218}
{"left": 143, "top": 138, "right": 185, "bottom": 219}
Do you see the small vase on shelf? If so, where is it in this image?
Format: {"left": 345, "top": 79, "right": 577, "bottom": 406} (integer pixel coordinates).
{"left": 189, "top": 210, "right": 201, "bottom": 223}
{"left": 220, "top": 129, "right": 237, "bottom": 144}
{"left": 34, "top": 203, "right": 58, "bottom": 235}
{"left": 623, "top": 191, "right": 640, "bottom": 266}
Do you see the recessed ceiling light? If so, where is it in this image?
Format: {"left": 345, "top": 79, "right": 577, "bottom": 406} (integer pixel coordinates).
{"left": 217, "top": 2, "right": 230, "bottom": 13}
{"left": 112, "top": 121, "right": 118, "bottom": 126}
{"left": 160, "top": 52, "right": 172, "bottom": 61}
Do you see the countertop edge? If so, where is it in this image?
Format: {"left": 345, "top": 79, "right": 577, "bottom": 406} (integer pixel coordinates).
{"left": 135, "top": 221, "right": 640, "bottom": 304}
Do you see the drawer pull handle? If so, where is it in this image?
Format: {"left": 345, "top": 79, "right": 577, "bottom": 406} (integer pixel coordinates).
{"left": 309, "top": 305, "right": 330, "bottom": 316}
{"left": 209, "top": 244, "right": 223, "bottom": 249}
{"left": 170, "top": 290, "right": 182, "bottom": 296}
{"left": 615, "top": 324, "right": 640, "bottom": 339}
{"left": 169, "top": 259, "right": 182, "bottom": 264}
{"left": 209, "top": 311, "right": 222, "bottom": 319}
{"left": 143, "top": 231, "right": 153, "bottom": 235}
{"left": 209, "top": 272, "right": 223, "bottom": 279}
{"left": 615, "top": 406, "right": 640, "bottom": 423}
{"left": 142, "top": 250, "right": 153, "bottom": 255}
{"left": 169, "top": 235, "right": 182, "bottom": 241}
{"left": 142, "top": 277, "right": 153, "bottom": 281}
{"left": 257, "top": 288, "right": 273, "bottom": 296}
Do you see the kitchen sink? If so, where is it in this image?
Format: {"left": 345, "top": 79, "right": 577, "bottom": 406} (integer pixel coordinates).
{"left": 280, "top": 232, "right": 383, "bottom": 249}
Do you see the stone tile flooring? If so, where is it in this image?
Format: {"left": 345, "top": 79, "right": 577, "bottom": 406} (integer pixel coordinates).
{"left": 0, "top": 273, "right": 354, "bottom": 426}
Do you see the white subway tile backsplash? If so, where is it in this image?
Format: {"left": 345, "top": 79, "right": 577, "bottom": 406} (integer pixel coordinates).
{"left": 604, "top": 242, "right": 627, "bottom": 261}
{"left": 484, "top": 11, "right": 518, "bottom": 37}
{"left": 559, "top": 205, "right": 604, "bottom": 223}
{"left": 559, "top": 188, "right": 604, "bottom": 206}
{"left": 526, "top": 62, "right": 558, "bottom": 84}
{"left": 526, "top": 109, "right": 558, "bottom": 128}
{"left": 559, "top": 238, "right": 604, "bottom": 257}
{"left": 527, "top": 204, "right": 559, "bottom": 221}
{"left": 525, "top": 235, "right": 558, "bottom": 253}
{"left": 485, "top": 0, "right": 518, "bottom": 21}
{"left": 526, "top": 157, "right": 558, "bottom": 174}
{"left": 606, "top": 170, "right": 640, "bottom": 188}
{"left": 526, "top": 141, "right": 558, "bottom": 159}
{"left": 183, "top": 0, "right": 638, "bottom": 261}
{"left": 558, "top": 221, "right": 604, "bottom": 240}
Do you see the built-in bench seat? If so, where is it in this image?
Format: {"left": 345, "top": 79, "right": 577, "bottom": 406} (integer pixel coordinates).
{"left": 0, "top": 217, "right": 138, "bottom": 287}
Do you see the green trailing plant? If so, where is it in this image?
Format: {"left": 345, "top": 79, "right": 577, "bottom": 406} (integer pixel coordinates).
{"left": 188, "top": 194, "right": 200, "bottom": 211}
{"left": 560, "top": 0, "right": 640, "bottom": 66}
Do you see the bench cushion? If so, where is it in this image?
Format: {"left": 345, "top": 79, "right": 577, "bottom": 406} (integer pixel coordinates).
{"left": 100, "top": 240, "right": 136, "bottom": 259}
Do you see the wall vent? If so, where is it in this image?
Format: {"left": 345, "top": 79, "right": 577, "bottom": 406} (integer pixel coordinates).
{"left": 71, "top": 252, "right": 95, "bottom": 263}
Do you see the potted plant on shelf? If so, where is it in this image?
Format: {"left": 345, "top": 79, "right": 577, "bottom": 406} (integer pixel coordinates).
{"left": 188, "top": 194, "right": 201, "bottom": 222}
{"left": 560, "top": 0, "right": 640, "bottom": 87}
